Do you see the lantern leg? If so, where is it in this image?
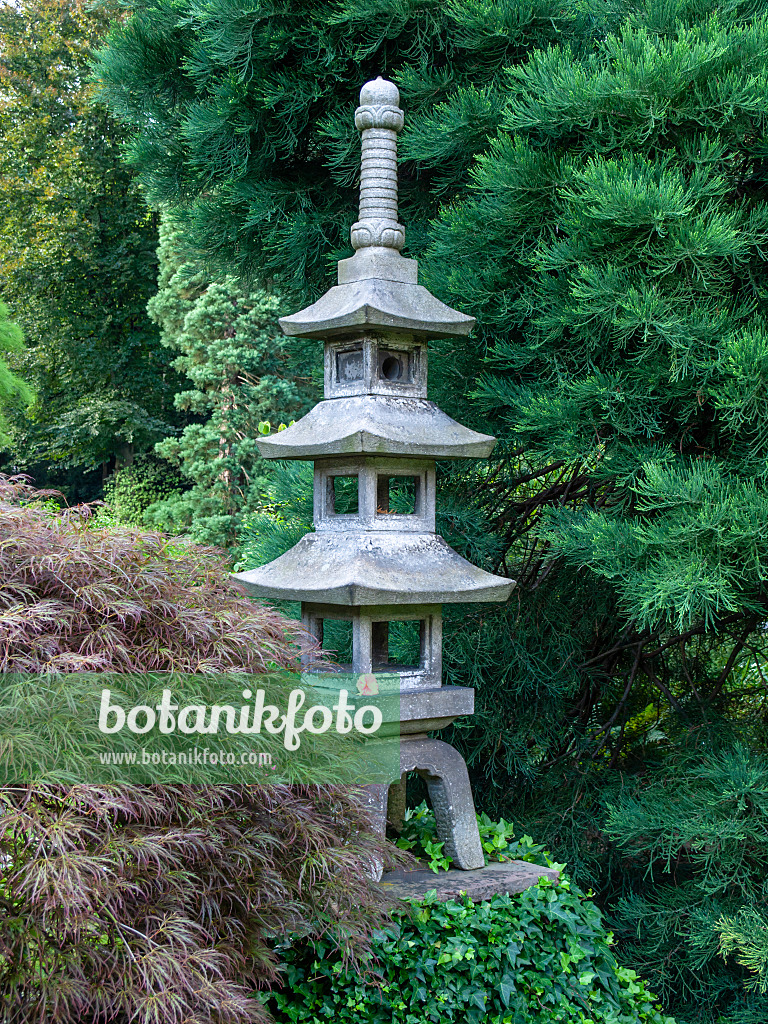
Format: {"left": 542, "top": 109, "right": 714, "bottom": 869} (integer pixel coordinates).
{"left": 401, "top": 737, "right": 485, "bottom": 870}
{"left": 386, "top": 772, "right": 407, "bottom": 834}
{"left": 362, "top": 782, "right": 389, "bottom": 881}
{"left": 363, "top": 740, "right": 485, "bottom": 877}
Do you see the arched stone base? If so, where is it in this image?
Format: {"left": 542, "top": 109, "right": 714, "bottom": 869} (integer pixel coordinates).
{"left": 364, "top": 737, "right": 484, "bottom": 880}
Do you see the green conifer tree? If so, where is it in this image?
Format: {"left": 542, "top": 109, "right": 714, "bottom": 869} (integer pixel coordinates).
{"left": 607, "top": 746, "right": 768, "bottom": 1022}
{"left": 143, "top": 214, "right": 316, "bottom": 549}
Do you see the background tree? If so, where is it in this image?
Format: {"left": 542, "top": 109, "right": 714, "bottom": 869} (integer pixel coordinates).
{"left": 95, "top": 1, "right": 768, "bottom": 1019}
{"left": 138, "top": 213, "right": 316, "bottom": 550}
{"left": 0, "top": 299, "right": 33, "bottom": 448}
{"left": 0, "top": 0, "right": 182, "bottom": 499}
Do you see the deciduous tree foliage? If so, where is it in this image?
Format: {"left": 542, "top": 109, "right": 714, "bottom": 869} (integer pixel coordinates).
{"left": 0, "top": 299, "right": 32, "bottom": 448}
{"left": 0, "top": 0, "right": 181, "bottom": 493}
{"left": 95, "top": 1, "right": 768, "bottom": 1018}
{"left": 0, "top": 473, "right": 301, "bottom": 674}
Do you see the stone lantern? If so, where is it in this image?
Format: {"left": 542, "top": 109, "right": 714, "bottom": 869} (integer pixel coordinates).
{"left": 235, "top": 76, "right": 513, "bottom": 871}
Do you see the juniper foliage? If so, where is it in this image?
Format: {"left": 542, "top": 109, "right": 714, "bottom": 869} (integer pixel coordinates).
{"left": 606, "top": 746, "right": 768, "bottom": 1023}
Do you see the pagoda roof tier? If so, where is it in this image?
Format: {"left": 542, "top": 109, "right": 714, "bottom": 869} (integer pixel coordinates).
{"left": 233, "top": 532, "right": 514, "bottom": 606}
{"left": 279, "top": 276, "right": 475, "bottom": 340}
{"left": 258, "top": 396, "right": 496, "bottom": 460}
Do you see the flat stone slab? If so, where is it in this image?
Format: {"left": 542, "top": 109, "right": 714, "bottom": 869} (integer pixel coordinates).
{"left": 380, "top": 859, "right": 559, "bottom": 903}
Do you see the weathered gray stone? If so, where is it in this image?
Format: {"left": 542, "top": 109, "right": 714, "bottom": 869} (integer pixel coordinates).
{"left": 337, "top": 247, "right": 417, "bottom": 285}
{"left": 299, "top": 601, "right": 474, "bottom": 728}
{"left": 325, "top": 334, "right": 428, "bottom": 400}
{"left": 299, "top": 681, "right": 475, "bottom": 735}
{"left": 398, "top": 686, "right": 474, "bottom": 732}
{"left": 362, "top": 783, "right": 390, "bottom": 880}
{"left": 256, "top": 396, "right": 496, "bottom": 460}
{"left": 240, "top": 77, "right": 510, "bottom": 880}
{"left": 278, "top": 76, "right": 475, "bottom": 342}
{"left": 301, "top": 602, "right": 444, "bottom": 689}
{"left": 233, "top": 531, "right": 514, "bottom": 605}
{"left": 312, "top": 456, "right": 436, "bottom": 533}
{"left": 387, "top": 772, "right": 408, "bottom": 832}
{"left": 351, "top": 76, "right": 405, "bottom": 252}
{"left": 380, "top": 859, "right": 561, "bottom": 903}
{"left": 363, "top": 737, "right": 485, "bottom": 877}
{"left": 400, "top": 737, "right": 485, "bottom": 869}
{"left": 278, "top": 277, "right": 476, "bottom": 340}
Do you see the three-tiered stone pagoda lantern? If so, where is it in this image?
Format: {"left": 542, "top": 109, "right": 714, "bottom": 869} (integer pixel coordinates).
{"left": 236, "top": 76, "right": 513, "bottom": 871}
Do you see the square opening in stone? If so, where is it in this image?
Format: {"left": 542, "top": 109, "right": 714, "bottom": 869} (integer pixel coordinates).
{"left": 329, "top": 474, "right": 359, "bottom": 514}
{"left": 320, "top": 618, "right": 353, "bottom": 669}
{"left": 372, "top": 620, "right": 424, "bottom": 670}
{"left": 335, "top": 345, "right": 364, "bottom": 383}
{"left": 376, "top": 475, "right": 420, "bottom": 515}
{"left": 378, "top": 349, "right": 411, "bottom": 383}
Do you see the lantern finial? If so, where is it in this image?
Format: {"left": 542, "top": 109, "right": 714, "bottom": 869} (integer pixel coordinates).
{"left": 351, "top": 75, "right": 405, "bottom": 252}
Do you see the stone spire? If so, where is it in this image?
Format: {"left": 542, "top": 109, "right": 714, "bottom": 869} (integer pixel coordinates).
{"left": 351, "top": 76, "right": 405, "bottom": 252}
{"left": 258, "top": 78, "right": 495, "bottom": 460}
{"left": 278, "top": 76, "right": 474, "bottom": 340}
{"left": 238, "top": 74, "right": 513, "bottom": 600}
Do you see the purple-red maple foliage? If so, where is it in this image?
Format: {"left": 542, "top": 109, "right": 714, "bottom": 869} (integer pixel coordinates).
{"left": 0, "top": 474, "right": 304, "bottom": 674}
{"left": 0, "top": 476, "right": 396, "bottom": 1023}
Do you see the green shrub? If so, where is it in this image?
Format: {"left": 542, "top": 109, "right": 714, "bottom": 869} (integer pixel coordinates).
{"left": 103, "top": 453, "right": 184, "bottom": 526}
{"left": 268, "top": 878, "right": 675, "bottom": 1024}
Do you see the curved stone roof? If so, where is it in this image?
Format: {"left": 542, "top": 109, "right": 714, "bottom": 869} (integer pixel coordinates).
{"left": 257, "top": 396, "right": 496, "bottom": 460}
{"left": 279, "top": 277, "right": 475, "bottom": 340}
{"left": 234, "top": 532, "right": 514, "bottom": 606}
